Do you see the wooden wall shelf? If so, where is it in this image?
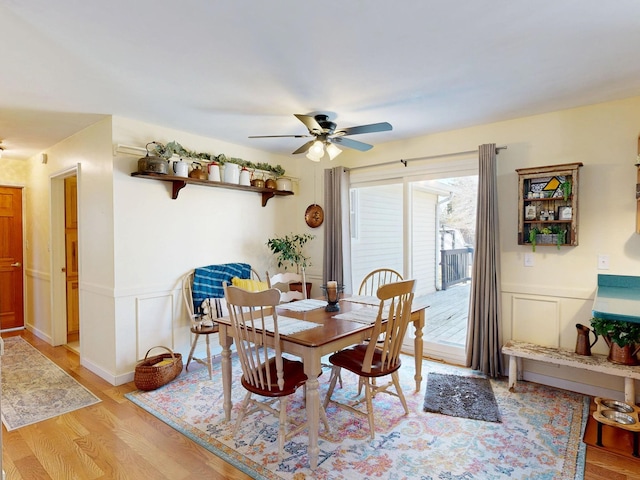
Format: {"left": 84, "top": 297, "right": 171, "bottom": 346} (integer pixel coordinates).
{"left": 131, "top": 172, "right": 294, "bottom": 206}
{"left": 516, "top": 162, "right": 583, "bottom": 248}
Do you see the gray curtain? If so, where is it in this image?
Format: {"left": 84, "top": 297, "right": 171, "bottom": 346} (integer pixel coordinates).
{"left": 466, "top": 144, "right": 503, "bottom": 377}
{"left": 323, "top": 166, "right": 352, "bottom": 292}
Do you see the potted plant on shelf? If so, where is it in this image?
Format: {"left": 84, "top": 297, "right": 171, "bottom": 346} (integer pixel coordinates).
{"left": 529, "top": 226, "right": 566, "bottom": 251}
{"left": 529, "top": 227, "right": 539, "bottom": 252}
{"left": 590, "top": 316, "right": 640, "bottom": 365}
{"left": 266, "top": 233, "right": 315, "bottom": 297}
{"left": 561, "top": 180, "right": 572, "bottom": 201}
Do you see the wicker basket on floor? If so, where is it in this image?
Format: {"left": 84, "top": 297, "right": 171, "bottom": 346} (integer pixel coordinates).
{"left": 134, "top": 346, "right": 183, "bottom": 391}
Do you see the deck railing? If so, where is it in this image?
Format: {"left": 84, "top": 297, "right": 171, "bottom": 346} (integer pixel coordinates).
{"left": 440, "top": 247, "right": 474, "bottom": 290}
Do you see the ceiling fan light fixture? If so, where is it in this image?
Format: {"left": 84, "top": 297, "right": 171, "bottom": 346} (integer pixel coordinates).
{"left": 306, "top": 150, "right": 322, "bottom": 162}
{"left": 326, "top": 142, "right": 341, "bottom": 161}
{"left": 309, "top": 140, "right": 324, "bottom": 157}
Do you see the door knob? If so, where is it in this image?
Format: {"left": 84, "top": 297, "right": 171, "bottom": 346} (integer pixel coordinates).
{"left": 61, "top": 267, "right": 66, "bottom": 272}
{"left": 11, "top": 262, "right": 21, "bottom": 267}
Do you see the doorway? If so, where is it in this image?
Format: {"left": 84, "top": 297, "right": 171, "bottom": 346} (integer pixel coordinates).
{"left": 64, "top": 176, "right": 79, "bottom": 349}
{"left": 51, "top": 167, "right": 79, "bottom": 350}
{"left": 0, "top": 186, "right": 25, "bottom": 331}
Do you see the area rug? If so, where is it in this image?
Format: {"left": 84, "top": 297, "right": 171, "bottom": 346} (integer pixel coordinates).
{"left": 126, "top": 353, "right": 588, "bottom": 479}
{"left": 423, "top": 372, "right": 501, "bottom": 422}
{"left": 1, "top": 336, "right": 101, "bottom": 431}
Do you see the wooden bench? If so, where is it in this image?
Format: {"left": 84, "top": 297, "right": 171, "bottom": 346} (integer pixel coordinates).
{"left": 502, "top": 340, "right": 640, "bottom": 403}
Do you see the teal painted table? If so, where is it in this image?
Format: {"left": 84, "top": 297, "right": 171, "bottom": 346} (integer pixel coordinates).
{"left": 592, "top": 274, "right": 640, "bottom": 325}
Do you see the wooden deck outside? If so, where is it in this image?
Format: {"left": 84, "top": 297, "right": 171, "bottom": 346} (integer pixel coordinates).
{"left": 421, "top": 282, "right": 470, "bottom": 347}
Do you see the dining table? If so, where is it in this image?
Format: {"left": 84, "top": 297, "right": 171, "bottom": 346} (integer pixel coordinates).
{"left": 215, "top": 294, "right": 429, "bottom": 470}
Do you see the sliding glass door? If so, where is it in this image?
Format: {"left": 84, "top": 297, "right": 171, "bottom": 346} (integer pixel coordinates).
{"left": 349, "top": 163, "right": 477, "bottom": 365}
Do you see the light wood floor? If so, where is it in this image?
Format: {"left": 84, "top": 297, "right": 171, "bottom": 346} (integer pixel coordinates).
{"left": 2, "top": 330, "right": 639, "bottom": 479}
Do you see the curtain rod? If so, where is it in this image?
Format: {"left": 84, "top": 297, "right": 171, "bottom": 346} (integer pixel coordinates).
{"left": 348, "top": 145, "right": 507, "bottom": 172}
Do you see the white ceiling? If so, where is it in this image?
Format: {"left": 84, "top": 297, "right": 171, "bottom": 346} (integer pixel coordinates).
{"left": 2, "top": 0, "right": 640, "bottom": 160}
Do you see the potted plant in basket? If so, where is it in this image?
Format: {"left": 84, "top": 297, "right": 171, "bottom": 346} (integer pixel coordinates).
{"left": 266, "top": 233, "right": 315, "bottom": 297}
{"left": 590, "top": 316, "right": 640, "bottom": 365}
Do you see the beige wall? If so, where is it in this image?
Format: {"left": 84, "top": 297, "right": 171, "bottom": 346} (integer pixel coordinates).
{"left": 337, "top": 95, "right": 640, "bottom": 399}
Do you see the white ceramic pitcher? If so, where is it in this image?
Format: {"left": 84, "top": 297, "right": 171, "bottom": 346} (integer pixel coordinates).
{"left": 172, "top": 159, "right": 188, "bottom": 177}
{"left": 223, "top": 163, "right": 240, "bottom": 184}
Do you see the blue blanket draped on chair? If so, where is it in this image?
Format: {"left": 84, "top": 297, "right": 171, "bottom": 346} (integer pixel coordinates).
{"left": 192, "top": 263, "right": 252, "bottom": 313}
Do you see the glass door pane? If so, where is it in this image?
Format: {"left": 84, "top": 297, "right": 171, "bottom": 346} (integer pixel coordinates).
{"left": 349, "top": 183, "right": 403, "bottom": 293}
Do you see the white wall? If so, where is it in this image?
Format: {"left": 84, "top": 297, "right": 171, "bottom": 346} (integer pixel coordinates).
{"left": 110, "top": 117, "right": 324, "bottom": 383}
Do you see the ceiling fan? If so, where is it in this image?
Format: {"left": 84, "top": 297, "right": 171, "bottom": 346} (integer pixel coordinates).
{"left": 249, "top": 114, "right": 392, "bottom": 161}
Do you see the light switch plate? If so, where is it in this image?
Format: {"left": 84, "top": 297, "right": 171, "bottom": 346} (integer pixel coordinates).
{"left": 524, "top": 253, "right": 534, "bottom": 267}
{"left": 597, "top": 254, "right": 610, "bottom": 270}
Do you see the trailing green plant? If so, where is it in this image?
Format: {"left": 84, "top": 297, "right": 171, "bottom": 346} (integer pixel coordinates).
{"left": 150, "top": 140, "right": 285, "bottom": 177}
{"left": 561, "top": 180, "right": 572, "bottom": 201}
{"left": 528, "top": 227, "right": 539, "bottom": 252}
{"left": 266, "top": 233, "right": 315, "bottom": 272}
{"left": 590, "top": 317, "right": 640, "bottom": 347}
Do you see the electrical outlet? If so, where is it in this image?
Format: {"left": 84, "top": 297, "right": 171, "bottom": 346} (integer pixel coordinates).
{"left": 524, "top": 253, "right": 534, "bottom": 267}
{"left": 598, "top": 254, "right": 610, "bottom": 270}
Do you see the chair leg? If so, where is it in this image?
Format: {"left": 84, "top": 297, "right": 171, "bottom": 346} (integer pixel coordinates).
{"left": 323, "top": 366, "right": 341, "bottom": 409}
{"left": 358, "top": 376, "right": 376, "bottom": 396}
{"left": 320, "top": 403, "right": 330, "bottom": 433}
{"left": 364, "top": 379, "right": 376, "bottom": 440}
{"left": 234, "top": 391, "right": 252, "bottom": 437}
{"left": 205, "top": 333, "right": 212, "bottom": 380}
{"left": 278, "top": 397, "right": 287, "bottom": 461}
{"left": 186, "top": 332, "right": 199, "bottom": 371}
{"left": 391, "top": 371, "right": 409, "bottom": 414}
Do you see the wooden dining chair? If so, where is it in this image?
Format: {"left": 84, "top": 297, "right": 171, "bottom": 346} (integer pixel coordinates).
{"left": 323, "top": 279, "right": 416, "bottom": 439}
{"left": 356, "top": 268, "right": 404, "bottom": 393}
{"left": 223, "top": 283, "right": 329, "bottom": 459}
{"left": 182, "top": 269, "right": 219, "bottom": 380}
{"left": 266, "top": 269, "right": 308, "bottom": 303}
{"left": 358, "top": 268, "right": 403, "bottom": 295}
{"left": 183, "top": 268, "right": 263, "bottom": 379}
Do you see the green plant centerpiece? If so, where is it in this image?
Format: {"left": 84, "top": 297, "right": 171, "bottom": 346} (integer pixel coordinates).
{"left": 590, "top": 316, "right": 640, "bottom": 365}
{"left": 266, "top": 233, "right": 315, "bottom": 273}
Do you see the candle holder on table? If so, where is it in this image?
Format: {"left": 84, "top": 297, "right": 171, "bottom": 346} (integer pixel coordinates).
{"left": 321, "top": 282, "right": 344, "bottom": 312}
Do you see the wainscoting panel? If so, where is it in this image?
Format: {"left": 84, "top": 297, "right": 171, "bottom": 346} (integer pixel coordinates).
{"left": 511, "top": 295, "right": 561, "bottom": 347}
{"left": 136, "top": 293, "right": 175, "bottom": 359}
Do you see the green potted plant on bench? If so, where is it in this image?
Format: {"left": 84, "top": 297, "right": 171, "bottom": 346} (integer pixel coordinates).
{"left": 590, "top": 316, "right": 640, "bottom": 365}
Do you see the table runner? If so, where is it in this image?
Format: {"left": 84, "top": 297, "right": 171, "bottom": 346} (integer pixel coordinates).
{"left": 277, "top": 299, "right": 327, "bottom": 312}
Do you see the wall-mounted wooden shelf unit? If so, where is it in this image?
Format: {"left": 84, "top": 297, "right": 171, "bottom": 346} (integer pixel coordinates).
{"left": 516, "top": 162, "right": 583, "bottom": 248}
{"left": 131, "top": 172, "right": 294, "bottom": 206}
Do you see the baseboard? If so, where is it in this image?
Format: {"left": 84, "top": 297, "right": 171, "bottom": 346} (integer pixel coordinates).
{"left": 25, "top": 325, "right": 51, "bottom": 344}
{"left": 522, "top": 371, "right": 634, "bottom": 402}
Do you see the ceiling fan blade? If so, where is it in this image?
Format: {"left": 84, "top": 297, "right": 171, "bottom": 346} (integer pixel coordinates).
{"left": 248, "top": 134, "right": 311, "bottom": 138}
{"left": 294, "top": 114, "right": 323, "bottom": 135}
{"left": 292, "top": 140, "right": 316, "bottom": 155}
{"left": 332, "top": 137, "right": 373, "bottom": 151}
{"left": 337, "top": 122, "right": 392, "bottom": 136}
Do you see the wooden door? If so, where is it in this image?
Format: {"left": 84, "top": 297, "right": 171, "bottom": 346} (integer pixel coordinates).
{"left": 64, "top": 177, "right": 79, "bottom": 338}
{"left": 0, "top": 186, "right": 24, "bottom": 330}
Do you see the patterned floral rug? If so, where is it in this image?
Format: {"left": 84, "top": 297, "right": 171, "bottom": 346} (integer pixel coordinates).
{"left": 1, "top": 336, "right": 101, "bottom": 431}
{"left": 126, "top": 354, "right": 588, "bottom": 480}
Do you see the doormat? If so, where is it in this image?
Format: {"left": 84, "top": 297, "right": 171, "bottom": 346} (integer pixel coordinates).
{"left": 423, "top": 372, "right": 501, "bottom": 422}
{"left": 1, "top": 336, "right": 101, "bottom": 431}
